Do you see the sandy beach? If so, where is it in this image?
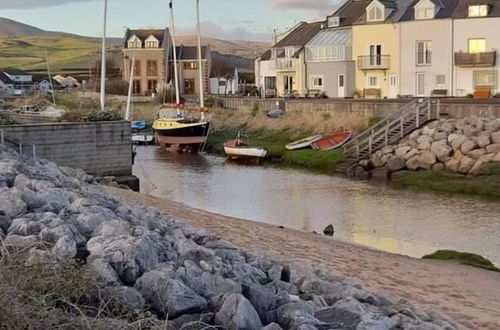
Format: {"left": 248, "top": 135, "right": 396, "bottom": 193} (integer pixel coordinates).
{"left": 107, "top": 186, "right": 500, "bottom": 330}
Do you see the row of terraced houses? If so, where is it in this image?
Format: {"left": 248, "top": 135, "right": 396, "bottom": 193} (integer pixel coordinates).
{"left": 255, "top": 0, "right": 500, "bottom": 99}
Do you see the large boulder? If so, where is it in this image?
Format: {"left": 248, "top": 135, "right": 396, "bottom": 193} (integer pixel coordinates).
{"left": 268, "top": 301, "right": 321, "bottom": 329}
{"left": 315, "top": 297, "right": 364, "bottom": 328}
{"left": 29, "top": 188, "right": 71, "bottom": 213}
{"left": 492, "top": 131, "right": 500, "bottom": 144}
{"left": 404, "top": 148, "right": 419, "bottom": 160}
{"left": 485, "top": 143, "right": 500, "bottom": 154}
{"left": 405, "top": 156, "right": 420, "bottom": 170}
{"left": 458, "top": 157, "right": 476, "bottom": 174}
{"left": 73, "top": 207, "right": 119, "bottom": 238}
{"left": 461, "top": 139, "right": 477, "bottom": 154}
{"left": 136, "top": 270, "right": 208, "bottom": 318}
{"left": 242, "top": 283, "right": 289, "bottom": 324}
{"left": 451, "top": 135, "right": 467, "bottom": 151}
{"left": 469, "top": 154, "right": 495, "bottom": 175}
{"left": 395, "top": 146, "right": 411, "bottom": 158}
{"left": 445, "top": 159, "right": 459, "bottom": 172}
{"left": 430, "top": 142, "right": 452, "bottom": 162}
{"left": 476, "top": 132, "right": 491, "bottom": 148}
{"left": 387, "top": 156, "right": 406, "bottom": 172}
{"left": 52, "top": 235, "right": 77, "bottom": 262}
{"left": 417, "top": 151, "right": 437, "bottom": 170}
{"left": 0, "top": 192, "right": 27, "bottom": 232}
{"left": 468, "top": 149, "right": 486, "bottom": 160}
{"left": 214, "top": 294, "right": 263, "bottom": 330}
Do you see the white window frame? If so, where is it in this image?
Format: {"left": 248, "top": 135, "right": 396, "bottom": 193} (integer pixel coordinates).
{"left": 415, "top": 7, "right": 435, "bottom": 19}
{"left": 468, "top": 5, "right": 488, "bottom": 17}
{"left": 367, "top": 1, "right": 384, "bottom": 22}
{"left": 474, "top": 70, "right": 496, "bottom": 87}
{"left": 435, "top": 75, "right": 446, "bottom": 86}
{"left": 416, "top": 41, "right": 432, "bottom": 66}
{"left": 328, "top": 16, "right": 340, "bottom": 27}
{"left": 285, "top": 47, "right": 295, "bottom": 58}
{"left": 367, "top": 76, "right": 379, "bottom": 88}
{"left": 310, "top": 75, "right": 324, "bottom": 89}
{"left": 127, "top": 35, "right": 142, "bottom": 49}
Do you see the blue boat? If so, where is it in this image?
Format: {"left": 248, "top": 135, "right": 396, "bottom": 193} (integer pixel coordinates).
{"left": 266, "top": 109, "right": 284, "bottom": 118}
{"left": 132, "top": 121, "right": 147, "bottom": 131}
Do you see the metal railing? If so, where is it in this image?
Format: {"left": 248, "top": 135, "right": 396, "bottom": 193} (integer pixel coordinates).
{"left": 455, "top": 51, "right": 496, "bottom": 67}
{"left": 357, "top": 55, "right": 390, "bottom": 70}
{"left": 276, "top": 58, "right": 295, "bottom": 71}
{"left": 0, "top": 129, "right": 37, "bottom": 159}
{"left": 343, "top": 98, "right": 440, "bottom": 160}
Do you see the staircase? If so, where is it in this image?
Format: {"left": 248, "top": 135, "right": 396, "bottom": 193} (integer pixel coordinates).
{"left": 340, "top": 98, "right": 441, "bottom": 171}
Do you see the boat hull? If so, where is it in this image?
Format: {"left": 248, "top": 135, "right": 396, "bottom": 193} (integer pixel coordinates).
{"left": 154, "top": 121, "right": 211, "bottom": 147}
{"left": 312, "top": 131, "right": 352, "bottom": 151}
{"left": 286, "top": 135, "right": 324, "bottom": 150}
{"left": 224, "top": 146, "right": 268, "bottom": 159}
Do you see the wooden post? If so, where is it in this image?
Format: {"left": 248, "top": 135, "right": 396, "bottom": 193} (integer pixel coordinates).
{"left": 427, "top": 99, "right": 431, "bottom": 120}
{"left": 416, "top": 106, "right": 420, "bottom": 128}
{"left": 400, "top": 118, "right": 404, "bottom": 137}
{"left": 369, "top": 136, "right": 373, "bottom": 156}
{"left": 437, "top": 99, "right": 441, "bottom": 119}
{"left": 385, "top": 126, "right": 388, "bottom": 145}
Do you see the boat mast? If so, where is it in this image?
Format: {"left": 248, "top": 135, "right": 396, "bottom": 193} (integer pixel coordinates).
{"left": 100, "top": 0, "right": 108, "bottom": 111}
{"left": 196, "top": 0, "right": 205, "bottom": 120}
{"left": 170, "top": 0, "right": 181, "bottom": 111}
{"left": 44, "top": 50, "right": 57, "bottom": 106}
{"left": 125, "top": 53, "right": 135, "bottom": 121}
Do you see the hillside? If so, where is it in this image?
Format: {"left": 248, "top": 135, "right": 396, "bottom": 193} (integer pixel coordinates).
{"left": 0, "top": 17, "right": 46, "bottom": 38}
{"left": 176, "top": 35, "right": 269, "bottom": 59}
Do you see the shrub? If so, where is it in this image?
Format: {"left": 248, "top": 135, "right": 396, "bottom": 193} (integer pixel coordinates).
{"left": 423, "top": 250, "right": 500, "bottom": 272}
{"left": 86, "top": 110, "right": 123, "bottom": 122}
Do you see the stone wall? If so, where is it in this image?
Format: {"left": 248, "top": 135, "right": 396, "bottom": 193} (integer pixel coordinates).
{"left": 0, "top": 121, "right": 132, "bottom": 177}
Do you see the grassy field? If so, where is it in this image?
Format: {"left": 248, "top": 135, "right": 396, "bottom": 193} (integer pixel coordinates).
{"left": 391, "top": 164, "right": 500, "bottom": 199}
{"left": 0, "top": 36, "right": 121, "bottom": 70}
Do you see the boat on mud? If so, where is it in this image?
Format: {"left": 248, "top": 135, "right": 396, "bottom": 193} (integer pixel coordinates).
{"left": 224, "top": 132, "right": 268, "bottom": 163}
{"left": 311, "top": 131, "right": 352, "bottom": 151}
{"left": 286, "top": 135, "right": 324, "bottom": 150}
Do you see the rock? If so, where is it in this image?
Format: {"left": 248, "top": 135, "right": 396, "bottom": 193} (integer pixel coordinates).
{"left": 8, "top": 217, "right": 41, "bottom": 236}
{"left": 430, "top": 142, "right": 452, "bottom": 162}
{"left": 432, "top": 131, "right": 448, "bottom": 141}
{"left": 268, "top": 301, "right": 320, "bottom": 329}
{"left": 451, "top": 135, "right": 467, "bottom": 151}
{"left": 491, "top": 131, "right": 500, "bottom": 144}
{"left": 395, "top": 146, "right": 411, "bottom": 158}
{"left": 261, "top": 323, "right": 284, "bottom": 330}
{"left": 53, "top": 236, "right": 77, "bottom": 262}
{"left": 458, "top": 157, "right": 475, "bottom": 174}
{"left": 73, "top": 207, "right": 118, "bottom": 238}
{"left": 315, "top": 298, "right": 364, "bottom": 328}
{"left": 169, "top": 313, "right": 215, "bottom": 330}
{"left": 421, "top": 126, "right": 435, "bottom": 136}
{"left": 176, "top": 238, "right": 215, "bottom": 263}
{"left": 485, "top": 118, "right": 500, "bottom": 131}
{"left": 380, "top": 146, "right": 395, "bottom": 155}
{"left": 485, "top": 144, "right": 500, "bottom": 154}
{"left": 453, "top": 150, "right": 465, "bottom": 162}
{"left": 404, "top": 148, "right": 419, "bottom": 160}
{"left": 136, "top": 270, "right": 207, "bottom": 318}
{"left": 432, "top": 163, "right": 445, "bottom": 171}
{"left": 92, "top": 220, "right": 131, "bottom": 237}
{"left": 242, "top": 284, "right": 289, "bottom": 324}
{"left": 469, "top": 154, "right": 496, "bottom": 175}
{"left": 30, "top": 188, "right": 71, "bottom": 213}
{"left": 416, "top": 135, "right": 433, "bottom": 145}
{"left": 0, "top": 192, "right": 27, "bottom": 232}
{"left": 461, "top": 139, "right": 477, "bottom": 154}
{"left": 371, "top": 153, "right": 385, "bottom": 168}
{"left": 358, "top": 159, "right": 371, "bottom": 169}
{"left": 447, "top": 133, "right": 460, "bottom": 144}
{"left": 90, "top": 258, "right": 120, "bottom": 285}
{"left": 3, "top": 234, "right": 39, "bottom": 248}
{"left": 323, "top": 225, "right": 334, "bottom": 236}
{"left": 214, "top": 294, "right": 263, "bottom": 330}
{"left": 40, "top": 223, "right": 86, "bottom": 247}
{"left": 387, "top": 156, "right": 406, "bottom": 172}
{"left": 371, "top": 167, "right": 391, "bottom": 181}
{"left": 101, "top": 286, "right": 145, "bottom": 312}
{"left": 445, "top": 159, "right": 460, "bottom": 172}
{"left": 417, "top": 151, "right": 437, "bottom": 170}
{"left": 417, "top": 141, "right": 431, "bottom": 150}
{"left": 405, "top": 156, "right": 420, "bottom": 170}
{"left": 13, "top": 174, "right": 32, "bottom": 190}
{"left": 476, "top": 132, "right": 491, "bottom": 148}
{"left": 409, "top": 130, "right": 421, "bottom": 141}
{"left": 354, "top": 166, "right": 370, "bottom": 180}
{"left": 494, "top": 153, "right": 500, "bottom": 162}
{"left": 468, "top": 149, "right": 486, "bottom": 160}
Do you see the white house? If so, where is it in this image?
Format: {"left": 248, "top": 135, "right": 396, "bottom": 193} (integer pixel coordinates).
{"left": 453, "top": 1, "right": 500, "bottom": 97}
{"left": 3, "top": 68, "right": 32, "bottom": 84}
{"left": 0, "top": 72, "right": 14, "bottom": 94}
{"left": 255, "top": 50, "right": 277, "bottom": 98}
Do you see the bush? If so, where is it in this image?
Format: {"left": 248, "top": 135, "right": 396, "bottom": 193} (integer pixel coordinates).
{"left": 85, "top": 110, "right": 123, "bottom": 122}
{"left": 423, "top": 250, "right": 500, "bottom": 272}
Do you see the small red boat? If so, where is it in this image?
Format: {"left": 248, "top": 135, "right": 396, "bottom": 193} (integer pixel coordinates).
{"left": 311, "top": 131, "right": 352, "bottom": 151}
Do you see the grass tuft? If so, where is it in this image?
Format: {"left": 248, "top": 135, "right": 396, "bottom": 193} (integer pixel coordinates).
{"left": 423, "top": 250, "right": 500, "bottom": 272}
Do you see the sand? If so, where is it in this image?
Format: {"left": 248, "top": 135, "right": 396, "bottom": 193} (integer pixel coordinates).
{"left": 106, "top": 186, "right": 500, "bottom": 330}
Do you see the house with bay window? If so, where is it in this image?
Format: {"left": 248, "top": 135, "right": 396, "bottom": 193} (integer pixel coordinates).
{"left": 352, "top": 0, "right": 413, "bottom": 98}
{"left": 452, "top": 0, "right": 500, "bottom": 97}
{"left": 305, "top": 0, "right": 370, "bottom": 98}
{"left": 271, "top": 21, "right": 322, "bottom": 98}
{"left": 398, "top": 0, "right": 458, "bottom": 97}
{"left": 122, "top": 29, "right": 172, "bottom": 96}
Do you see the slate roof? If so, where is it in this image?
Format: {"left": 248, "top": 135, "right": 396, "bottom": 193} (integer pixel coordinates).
{"left": 2, "top": 68, "right": 31, "bottom": 76}
{"left": 0, "top": 72, "right": 12, "bottom": 84}
{"left": 352, "top": 0, "right": 417, "bottom": 24}
{"left": 273, "top": 21, "right": 324, "bottom": 48}
{"left": 452, "top": 0, "right": 500, "bottom": 18}
{"left": 259, "top": 49, "right": 272, "bottom": 61}
{"left": 175, "top": 45, "right": 209, "bottom": 60}
{"left": 330, "top": 0, "right": 372, "bottom": 27}
{"left": 123, "top": 29, "right": 169, "bottom": 48}
{"left": 399, "top": 0, "right": 460, "bottom": 21}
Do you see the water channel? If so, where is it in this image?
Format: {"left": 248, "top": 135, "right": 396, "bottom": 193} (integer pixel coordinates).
{"left": 134, "top": 146, "right": 500, "bottom": 265}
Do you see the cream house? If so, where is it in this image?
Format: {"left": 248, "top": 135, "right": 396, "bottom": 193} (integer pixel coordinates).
{"left": 453, "top": 1, "right": 500, "bottom": 97}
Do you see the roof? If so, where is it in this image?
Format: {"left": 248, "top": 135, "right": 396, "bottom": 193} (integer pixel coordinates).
{"left": 399, "top": 0, "right": 459, "bottom": 20}
{"left": 259, "top": 49, "right": 272, "bottom": 61}
{"left": 2, "top": 68, "right": 31, "bottom": 76}
{"left": 175, "top": 45, "right": 209, "bottom": 60}
{"left": 123, "top": 28, "right": 169, "bottom": 48}
{"left": 352, "top": 0, "right": 416, "bottom": 24}
{"left": 0, "top": 72, "right": 12, "bottom": 84}
{"left": 330, "top": 0, "right": 372, "bottom": 26}
{"left": 306, "top": 28, "right": 352, "bottom": 47}
{"left": 452, "top": 0, "right": 500, "bottom": 18}
{"left": 273, "top": 21, "right": 323, "bottom": 48}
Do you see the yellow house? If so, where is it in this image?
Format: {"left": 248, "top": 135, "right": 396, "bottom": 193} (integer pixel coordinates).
{"left": 352, "top": 0, "right": 402, "bottom": 99}
{"left": 272, "top": 22, "right": 322, "bottom": 98}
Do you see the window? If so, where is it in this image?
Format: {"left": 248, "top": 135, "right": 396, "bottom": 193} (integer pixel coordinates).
{"left": 468, "top": 5, "right": 488, "bottom": 17}
{"left": 416, "top": 41, "right": 432, "bottom": 65}
{"left": 368, "top": 76, "right": 378, "bottom": 87}
{"left": 147, "top": 80, "right": 158, "bottom": 92}
{"left": 264, "top": 76, "right": 276, "bottom": 90}
{"left": 184, "top": 62, "right": 198, "bottom": 70}
{"left": 133, "top": 60, "right": 141, "bottom": 76}
{"left": 473, "top": 70, "right": 497, "bottom": 87}
{"left": 328, "top": 16, "right": 340, "bottom": 27}
{"left": 367, "top": 5, "right": 384, "bottom": 22}
{"left": 133, "top": 80, "right": 141, "bottom": 94}
{"left": 218, "top": 80, "right": 226, "bottom": 87}
{"left": 285, "top": 48, "right": 295, "bottom": 58}
{"left": 369, "top": 44, "right": 382, "bottom": 65}
{"left": 468, "top": 39, "right": 486, "bottom": 53}
{"left": 310, "top": 76, "right": 324, "bottom": 88}
{"left": 146, "top": 61, "right": 158, "bottom": 76}
{"left": 145, "top": 41, "right": 158, "bottom": 48}
{"left": 128, "top": 40, "right": 142, "bottom": 48}
{"left": 306, "top": 46, "right": 346, "bottom": 61}
{"left": 436, "top": 75, "right": 446, "bottom": 86}
{"left": 415, "top": 7, "right": 434, "bottom": 19}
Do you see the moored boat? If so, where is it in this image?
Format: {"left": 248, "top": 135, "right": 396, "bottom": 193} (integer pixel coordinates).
{"left": 285, "top": 134, "right": 323, "bottom": 151}
{"left": 153, "top": 116, "right": 211, "bottom": 148}
{"left": 224, "top": 132, "right": 268, "bottom": 162}
{"left": 311, "top": 131, "right": 352, "bottom": 151}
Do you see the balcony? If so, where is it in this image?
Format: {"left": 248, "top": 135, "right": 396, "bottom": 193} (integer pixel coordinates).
{"left": 276, "top": 58, "right": 295, "bottom": 71}
{"left": 357, "top": 55, "right": 390, "bottom": 70}
{"left": 455, "top": 51, "right": 496, "bottom": 67}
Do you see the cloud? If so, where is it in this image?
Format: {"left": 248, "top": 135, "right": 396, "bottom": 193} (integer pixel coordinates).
{"left": 177, "top": 21, "right": 271, "bottom": 42}
{"left": 0, "top": 0, "right": 96, "bottom": 9}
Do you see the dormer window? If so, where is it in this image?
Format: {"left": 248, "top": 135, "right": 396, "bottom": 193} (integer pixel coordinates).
{"left": 328, "top": 16, "right": 340, "bottom": 27}
{"left": 468, "top": 5, "right": 489, "bottom": 17}
{"left": 127, "top": 35, "right": 142, "bottom": 49}
{"left": 415, "top": 7, "right": 434, "bottom": 19}
{"left": 366, "top": 1, "right": 385, "bottom": 22}
{"left": 145, "top": 35, "right": 159, "bottom": 48}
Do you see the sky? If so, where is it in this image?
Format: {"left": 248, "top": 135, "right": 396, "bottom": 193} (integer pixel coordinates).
{"left": 0, "top": 0, "right": 344, "bottom": 41}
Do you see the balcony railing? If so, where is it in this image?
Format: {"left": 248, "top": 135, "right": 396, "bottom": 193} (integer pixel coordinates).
{"left": 276, "top": 58, "right": 295, "bottom": 71}
{"left": 455, "top": 51, "right": 496, "bottom": 67}
{"left": 357, "top": 55, "right": 390, "bottom": 70}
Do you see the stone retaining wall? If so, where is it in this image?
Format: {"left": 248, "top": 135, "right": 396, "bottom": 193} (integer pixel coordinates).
{"left": 0, "top": 121, "right": 132, "bottom": 177}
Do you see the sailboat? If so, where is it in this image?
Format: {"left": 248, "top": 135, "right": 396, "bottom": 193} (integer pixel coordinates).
{"left": 153, "top": 0, "right": 211, "bottom": 152}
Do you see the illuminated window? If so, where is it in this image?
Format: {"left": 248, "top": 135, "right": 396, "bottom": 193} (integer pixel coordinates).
{"left": 184, "top": 62, "right": 198, "bottom": 70}
{"left": 468, "top": 39, "right": 486, "bottom": 54}
{"left": 468, "top": 5, "right": 488, "bottom": 17}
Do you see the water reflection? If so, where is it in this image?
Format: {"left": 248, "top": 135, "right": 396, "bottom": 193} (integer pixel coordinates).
{"left": 134, "top": 146, "right": 500, "bottom": 264}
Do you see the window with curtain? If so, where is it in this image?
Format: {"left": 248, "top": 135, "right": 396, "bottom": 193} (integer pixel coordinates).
{"left": 468, "top": 39, "right": 486, "bottom": 53}
{"left": 416, "top": 41, "right": 432, "bottom": 65}
{"left": 468, "top": 5, "right": 488, "bottom": 17}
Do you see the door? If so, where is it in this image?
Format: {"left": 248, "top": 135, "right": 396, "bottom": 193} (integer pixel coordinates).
{"left": 338, "top": 74, "right": 345, "bottom": 98}
{"left": 389, "top": 74, "right": 397, "bottom": 98}
{"left": 370, "top": 45, "right": 382, "bottom": 66}
{"left": 185, "top": 79, "right": 195, "bottom": 94}
{"left": 416, "top": 73, "right": 425, "bottom": 96}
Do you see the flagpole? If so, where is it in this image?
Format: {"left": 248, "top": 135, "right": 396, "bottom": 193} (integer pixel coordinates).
{"left": 170, "top": 0, "right": 181, "bottom": 113}
{"left": 100, "top": 0, "right": 108, "bottom": 111}
{"left": 196, "top": 0, "right": 205, "bottom": 121}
